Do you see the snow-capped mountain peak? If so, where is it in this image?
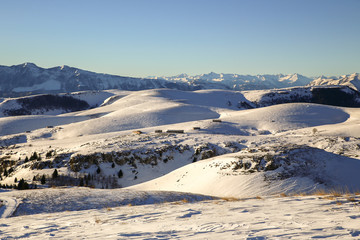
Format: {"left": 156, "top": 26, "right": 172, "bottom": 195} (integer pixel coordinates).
{"left": 59, "top": 65, "right": 71, "bottom": 71}
{"left": 22, "top": 62, "right": 38, "bottom": 68}
{"left": 308, "top": 72, "right": 360, "bottom": 91}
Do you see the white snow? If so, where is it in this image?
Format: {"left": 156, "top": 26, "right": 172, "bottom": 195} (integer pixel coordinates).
{"left": 0, "top": 188, "right": 359, "bottom": 239}
{"left": 0, "top": 115, "right": 89, "bottom": 136}
{"left": 65, "top": 90, "right": 123, "bottom": 107}
{"left": 0, "top": 195, "right": 20, "bottom": 218}
{"left": 0, "top": 88, "right": 360, "bottom": 239}
{"left": 130, "top": 146, "right": 360, "bottom": 197}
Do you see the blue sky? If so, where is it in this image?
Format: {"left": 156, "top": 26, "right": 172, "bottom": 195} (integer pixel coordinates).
{"left": 1, "top": 0, "right": 359, "bottom": 77}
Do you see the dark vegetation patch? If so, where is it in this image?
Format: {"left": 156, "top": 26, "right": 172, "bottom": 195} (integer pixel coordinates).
{"left": 4, "top": 94, "right": 89, "bottom": 116}
{"left": 311, "top": 87, "right": 360, "bottom": 107}
{"left": 255, "top": 86, "right": 360, "bottom": 108}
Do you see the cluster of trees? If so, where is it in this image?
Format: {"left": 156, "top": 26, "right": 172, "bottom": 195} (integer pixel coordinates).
{"left": 4, "top": 94, "right": 90, "bottom": 116}
{"left": 21, "top": 152, "right": 41, "bottom": 164}
{"left": 1, "top": 157, "right": 126, "bottom": 190}
{"left": 0, "top": 178, "right": 37, "bottom": 190}
{"left": 44, "top": 167, "right": 124, "bottom": 189}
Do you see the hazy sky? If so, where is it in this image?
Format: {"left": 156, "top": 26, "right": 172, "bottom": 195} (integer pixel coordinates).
{"left": 1, "top": 0, "right": 359, "bottom": 77}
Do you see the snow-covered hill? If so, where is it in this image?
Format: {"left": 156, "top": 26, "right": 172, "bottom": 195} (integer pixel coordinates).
{"left": 131, "top": 144, "right": 360, "bottom": 198}
{"left": 1, "top": 85, "right": 359, "bottom": 121}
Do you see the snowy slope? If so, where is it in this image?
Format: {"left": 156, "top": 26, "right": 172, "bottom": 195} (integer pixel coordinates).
{"left": 43, "top": 89, "right": 251, "bottom": 139}
{"left": 129, "top": 103, "right": 357, "bottom": 197}
{"left": 1, "top": 188, "right": 359, "bottom": 239}
{"left": 130, "top": 144, "right": 360, "bottom": 197}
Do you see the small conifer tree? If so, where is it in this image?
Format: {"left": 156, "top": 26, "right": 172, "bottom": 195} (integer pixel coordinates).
{"left": 17, "top": 178, "right": 29, "bottom": 190}
{"left": 52, "top": 169, "right": 58, "bottom": 179}
{"left": 79, "top": 178, "right": 84, "bottom": 187}
{"left": 41, "top": 174, "right": 46, "bottom": 184}
{"left": 46, "top": 151, "right": 52, "bottom": 158}
{"left": 118, "top": 169, "right": 123, "bottom": 178}
{"left": 30, "top": 152, "right": 38, "bottom": 161}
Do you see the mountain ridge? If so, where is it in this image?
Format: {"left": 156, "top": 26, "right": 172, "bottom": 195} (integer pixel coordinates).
{"left": 0, "top": 63, "right": 358, "bottom": 97}
{"left": 0, "top": 63, "right": 197, "bottom": 97}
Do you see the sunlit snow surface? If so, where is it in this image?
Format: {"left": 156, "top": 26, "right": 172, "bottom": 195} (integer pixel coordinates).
{"left": 1, "top": 88, "right": 360, "bottom": 239}
{"left": 1, "top": 189, "right": 359, "bottom": 239}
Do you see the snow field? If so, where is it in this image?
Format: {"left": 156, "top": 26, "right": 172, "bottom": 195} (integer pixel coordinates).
{"left": 0, "top": 191, "right": 359, "bottom": 239}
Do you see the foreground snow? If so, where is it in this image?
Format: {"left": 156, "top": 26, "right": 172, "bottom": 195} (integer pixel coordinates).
{"left": 0, "top": 188, "right": 212, "bottom": 218}
{"left": 0, "top": 189, "right": 359, "bottom": 239}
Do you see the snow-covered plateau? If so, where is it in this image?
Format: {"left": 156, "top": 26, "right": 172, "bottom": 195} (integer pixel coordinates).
{"left": 0, "top": 86, "right": 360, "bottom": 239}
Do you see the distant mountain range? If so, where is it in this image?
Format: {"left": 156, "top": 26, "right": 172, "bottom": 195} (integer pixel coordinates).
{"left": 0, "top": 63, "right": 359, "bottom": 97}
{"left": 150, "top": 72, "right": 314, "bottom": 90}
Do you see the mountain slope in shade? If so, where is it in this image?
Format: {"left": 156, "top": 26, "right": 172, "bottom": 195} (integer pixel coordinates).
{"left": 309, "top": 73, "right": 360, "bottom": 91}
{"left": 0, "top": 63, "right": 196, "bottom": 97}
